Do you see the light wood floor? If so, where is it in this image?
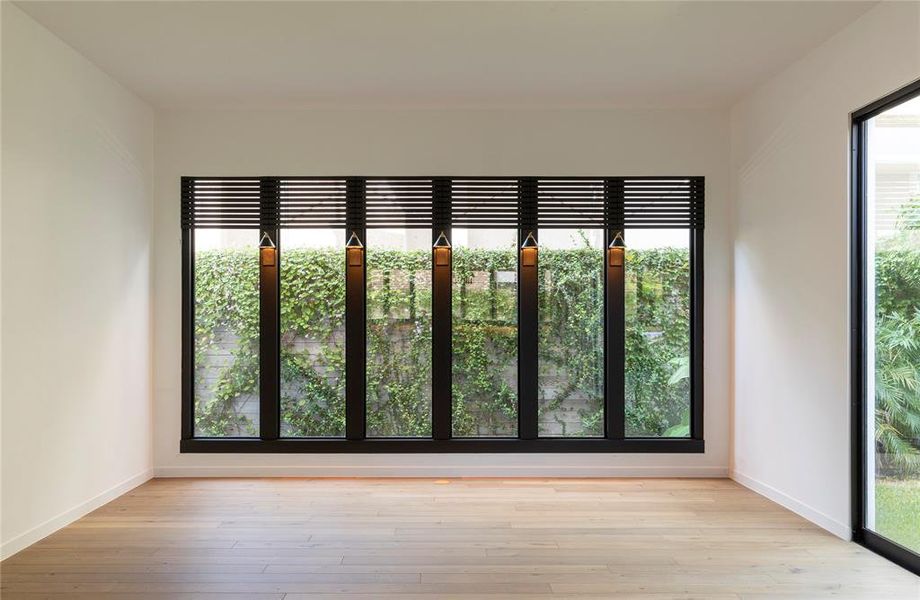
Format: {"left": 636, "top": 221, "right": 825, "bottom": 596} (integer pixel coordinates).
{"left": 1, "top": 478, "right": 917, "bottom": 599}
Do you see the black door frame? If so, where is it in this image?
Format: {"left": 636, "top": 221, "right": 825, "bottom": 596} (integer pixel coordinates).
{"left": 851, "top": 78, "right": 920, "bottom": 576}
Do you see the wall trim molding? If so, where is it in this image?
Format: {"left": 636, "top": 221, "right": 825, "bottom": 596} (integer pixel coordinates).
{"left": 0, "top": 469, "right": 154, "bottom": 561}
{"left": 731, "top": 469, "right": 851, "bottom": 540}
{"left": 154, "top": 465, "right": 729, "bottom": 478}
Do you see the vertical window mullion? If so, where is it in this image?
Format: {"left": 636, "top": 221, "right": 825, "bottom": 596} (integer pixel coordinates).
{"left": 259, "top": 177, "right": 281, "bottom": 440}
{"left": 345, "top": 178, "right": 367, "bottom": 440}
{"left": 518, "top": 178, "right": 538, "bottom": 440}
{"left": 851, "top": 118, "right": 868, "bottom": 542}
{"left": 690, "top": 226, "right": 704, "bottom": 441}
{"left": 605, "top": 178, "right": 626, "bottom": 439}
{"left": 181, "top": 221, "right": 195, "bottom": 440}
{"left": 432, "top": 178, "right": 452, "bottom": 440}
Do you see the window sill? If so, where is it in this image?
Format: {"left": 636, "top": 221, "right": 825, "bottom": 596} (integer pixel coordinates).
{"left": 180, "top": 437, "right": 704, "bottom": 453}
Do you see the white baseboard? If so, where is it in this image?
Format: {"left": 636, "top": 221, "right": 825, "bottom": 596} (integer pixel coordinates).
{"left": 731, "top": 470, "right": 851, "bottom": 540}
{"left": 154, "top": 465, "right": 729, "bottom": 478}
{"left": 0, "top": 468, "right": 154, "bottom": 561}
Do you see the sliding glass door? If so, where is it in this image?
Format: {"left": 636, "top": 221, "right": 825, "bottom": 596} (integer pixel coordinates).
{"left": 853, "top": 81, "right": 920, "bottom": 574}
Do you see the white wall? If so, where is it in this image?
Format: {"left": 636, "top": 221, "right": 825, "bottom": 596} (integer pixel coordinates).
{"left": 154, "top": 108, "right": 732, "bottom": 476}
{"left": 1, "top": 4, "right": 155, "bottom": 558}
{"left": 730, "top": 2, "right": 920, "bottom": 539}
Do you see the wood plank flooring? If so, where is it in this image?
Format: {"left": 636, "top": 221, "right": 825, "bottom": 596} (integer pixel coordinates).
{"left": 1, "top": 478, "right": 917, "bottom": 599}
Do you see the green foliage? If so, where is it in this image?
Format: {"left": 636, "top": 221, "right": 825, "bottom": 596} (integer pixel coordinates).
{"left": 193, "top": 248, "right": 260, "bottom": 437}
{"left": 452, "top": 246, "right": 518, "bottom": 437}
{"left": 538, "top": 245, "right": 605, "bottom": 436}
{"left": 366, "top": 248, "right": 433, "bottom": 436}
{"left": 280, "top": 247, "right": 346, "bottom": 437}
{"left": 874, "top": 243, "right": 920, "bottom": 476}
{"left": 625, "top": 247, "right": 691, "bottom": 436}
{"left": 193, "top": 241, "right": 693, "bottom": 439}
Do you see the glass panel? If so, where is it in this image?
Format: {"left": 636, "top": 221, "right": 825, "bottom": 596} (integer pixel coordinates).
{"left": 624, "top": 229, "right": 691, "bottom": 438}
{"left": 452, "top": 229, "right": 518, "bottom": 437}
{"left": 280, "top": 229, "right": 345, "bottom": 437}
{"left": 193, "top": 229, "right": 260, "bottom": 437}
{"left": 866, "top": 95, "right": 920, "bottom": 554}
{"left": 366, "top": 229, "right": 432, "bottom": 437}
{"left": 538, "top": 229, "right": 604, "bottom": 437}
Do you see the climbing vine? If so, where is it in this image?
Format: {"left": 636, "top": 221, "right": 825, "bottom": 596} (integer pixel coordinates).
{"left": 538, "top": 244, "right": 606, "bottom": 436}
{"left": 625, "top": 247, "right": 692, "bottom": 436}
{"left": 193, "top": 248, "right": 260, "bottom": 437}
{"left": 366, "top": 248, "right": 434, "bottom": 437}
{"left": 452, "top": 246, "right": 519, "bottom": 437}
{"left": 193, "top": 243, "right": 693, "bottom": 438}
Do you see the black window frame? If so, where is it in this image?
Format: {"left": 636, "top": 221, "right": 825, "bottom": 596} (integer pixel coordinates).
{"left": 181, "top": 176, "right": 705, "bottom": 453}
{"left": 851, "top": 80, "right": 920, "bottom": 575}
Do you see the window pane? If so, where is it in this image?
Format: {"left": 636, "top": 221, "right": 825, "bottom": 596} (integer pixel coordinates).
{"left": 452, "top": 229, "right": 518, "bottom": 437}
{"left": 866, "top": 95, "right": 920, "bottom": 554}
{"left": 625, "top": 229, "right": 691, "bottom": 438}
{"left": 538, "top": 229, "right": 604, "bottom": 437}
{"left": 280, "top": 229, "right": 345, "bottom": 437}
{"left": 366, "top": 229, "right": 432, "bottom": 437}
{"left": 193, "top": 229, "right": 260, "bottom": 437}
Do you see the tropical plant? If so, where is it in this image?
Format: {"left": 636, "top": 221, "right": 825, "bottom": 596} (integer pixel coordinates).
{"left": 874, "top": 311, "right": 920, "bottom": 473}
{"left": 874, "top": 219, "right": 920, "bottom": 476}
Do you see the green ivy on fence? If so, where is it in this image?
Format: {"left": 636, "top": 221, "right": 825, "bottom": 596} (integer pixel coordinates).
{"left": 192, "top": 244, "right": 693, "bottom": 439}
{"left": 626, "top": 247, "right": 692, "bottom": 437}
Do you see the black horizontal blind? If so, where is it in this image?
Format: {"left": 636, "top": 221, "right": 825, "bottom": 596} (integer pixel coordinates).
{"left": 365, "top": 178, "right": 433, "bottom": 228}
{"left": 182, "top": 176, "right": 704, "bottom": 230}
{"left": 279, "top": 178, "right": 347, "bottom": 228}
{"left": 622, "top": 177, "right": 704, "bottom": 229}
{"left": 537, "top": 178, "right": 606, "bottom": 228}
{"left": 181, "top": 177, "right": 262, "bottom": 229}
{"left": 451, "top": 179, "right": 519, "bottom": 228}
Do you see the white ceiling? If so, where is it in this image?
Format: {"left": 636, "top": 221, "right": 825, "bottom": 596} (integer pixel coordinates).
{"left": 16, "top": 1, "right": 876, "bottom": 110}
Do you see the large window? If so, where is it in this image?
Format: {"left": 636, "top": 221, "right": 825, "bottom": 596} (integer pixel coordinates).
{"left": 181, "top": 176, "right": 704, "bottom": 452}
{"left": 853, "top": 82, "right": 920, "bottom": 575}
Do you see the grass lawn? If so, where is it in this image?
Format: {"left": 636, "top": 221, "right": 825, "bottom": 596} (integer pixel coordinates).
{"left": 875, "top": 478, "right": 920, "bottom": 554}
